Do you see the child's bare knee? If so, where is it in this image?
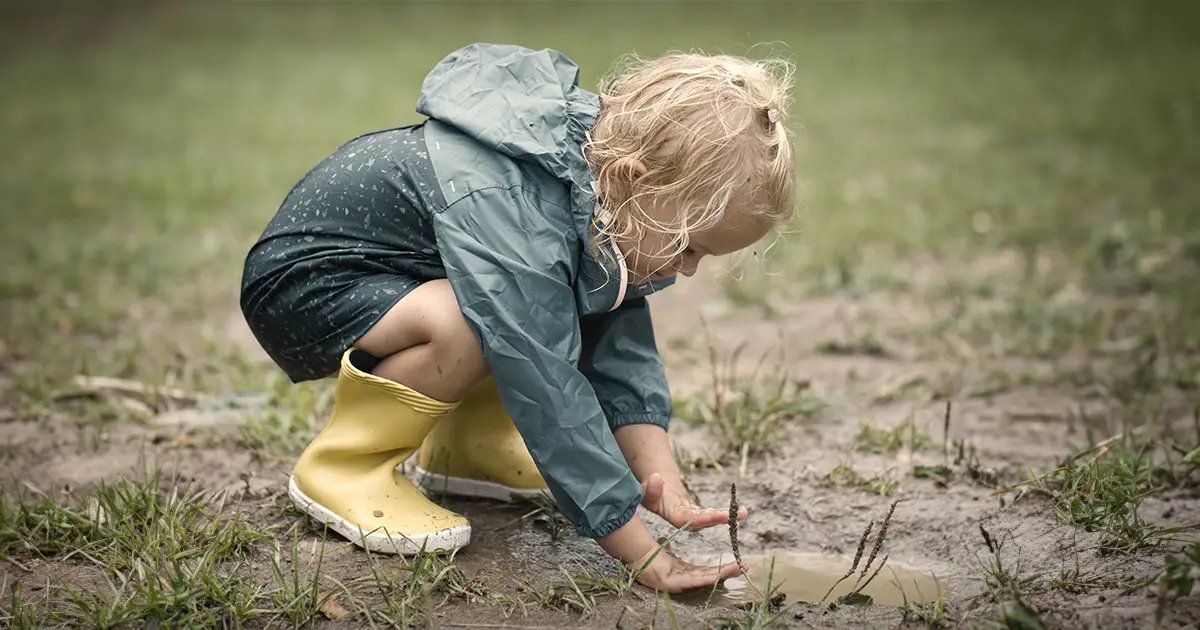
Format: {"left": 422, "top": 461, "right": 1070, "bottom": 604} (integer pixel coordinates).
{"left": 430, "top": 315, "right": 489, "bottom": 382}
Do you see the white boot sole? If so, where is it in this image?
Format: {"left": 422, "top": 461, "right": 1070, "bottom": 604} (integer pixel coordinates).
{"left": 287, "top": 476, "right": 471, "bottom": 555}
{"left": 409, "top": 466, "right": 552, "bottom": 503}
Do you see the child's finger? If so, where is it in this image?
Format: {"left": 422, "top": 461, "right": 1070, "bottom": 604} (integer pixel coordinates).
{"left": 681, "top": 560, "right": 743, "bottom": 585}
{"left": 641, "top": 472, "right": 664, "bottom": 493}
{"left": 640, "top": 472, "right": 665, "bottom": 504}
{"left": 681, "top": 506, "right": 749, "bottom": 530}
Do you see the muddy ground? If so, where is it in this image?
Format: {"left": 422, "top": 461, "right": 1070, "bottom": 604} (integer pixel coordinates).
{"left": 3, "top": 264, "right": 1198, "bottom": 629}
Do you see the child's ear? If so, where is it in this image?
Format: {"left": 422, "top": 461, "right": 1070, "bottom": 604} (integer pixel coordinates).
{"left": 621, "top": 157, "right": 649, "bottom": 180}
{"left": 598, "top": 156, "right": 648, "bottom": 204}
{"left": 609, "top": 156, "right": 648, "bottom": 185}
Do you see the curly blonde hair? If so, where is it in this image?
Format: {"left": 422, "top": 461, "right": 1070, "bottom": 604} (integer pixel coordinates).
{"left": 584, "top": 49, "right": 796, "bottom": 261}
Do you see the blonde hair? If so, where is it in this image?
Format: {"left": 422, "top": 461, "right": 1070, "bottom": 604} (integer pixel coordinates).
{"left": 583, "top": 49, "right": 796, "bottom": 261}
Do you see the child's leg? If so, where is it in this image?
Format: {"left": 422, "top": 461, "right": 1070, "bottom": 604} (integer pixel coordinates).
{"left": 353, "top": 279, "right": 549, "bottom": 502}
{"left": 353, "top": 279, "right": 489, "bottom": 403}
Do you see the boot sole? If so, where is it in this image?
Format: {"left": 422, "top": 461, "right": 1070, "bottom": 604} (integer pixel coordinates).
{"left": 410, "top": 466, "right": 552, "bottom": 503}
{"left": 288, "top": 476, "right": 471, "bottom": 555}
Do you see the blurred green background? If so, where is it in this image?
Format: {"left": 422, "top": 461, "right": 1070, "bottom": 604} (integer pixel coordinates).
{"left": 1, "top": 0, "right": 1198, "bottom": 398}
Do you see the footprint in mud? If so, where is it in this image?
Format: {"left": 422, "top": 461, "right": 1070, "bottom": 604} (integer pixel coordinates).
{"left": 683, "top": 552, "right": 950, "bottom": 608}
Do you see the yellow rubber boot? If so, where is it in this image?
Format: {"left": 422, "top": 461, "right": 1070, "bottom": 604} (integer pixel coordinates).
{"left": 410, "top": 378, "right": 550, "bottom": 502}
{"left": 288, "top": 349, "right": 471, "bottom": 555}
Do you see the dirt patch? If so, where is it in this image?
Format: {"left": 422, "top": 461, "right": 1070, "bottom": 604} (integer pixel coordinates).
{"left": 2, "top": 267, "right": 1198, "bottom": 629}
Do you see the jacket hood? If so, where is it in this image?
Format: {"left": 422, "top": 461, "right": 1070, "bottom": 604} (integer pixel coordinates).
{"left": 416, "top": 43, "right": 599, "bottom": 201}
{"left": 416, "top": 43, "right": 676, "bottom": 307}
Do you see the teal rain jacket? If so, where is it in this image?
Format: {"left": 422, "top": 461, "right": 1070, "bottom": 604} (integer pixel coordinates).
{"left": 416, "top": 43, "right": 676, "bottom": 539}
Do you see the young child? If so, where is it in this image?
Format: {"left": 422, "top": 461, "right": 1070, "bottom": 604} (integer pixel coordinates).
{"left": 240, "top": 43, "right": 795, "bottom": 594}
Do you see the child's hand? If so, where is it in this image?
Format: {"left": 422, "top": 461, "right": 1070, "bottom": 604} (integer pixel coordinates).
{"left": 641, "top": 472, "right": 749, "bottom": 530}
{"left": 631, "top": 544, "right": 744, "bottom": 593}
{"left": 613, "top": 425, "right": 749, "bottom": 530}
{"left": 596, "top": 511, "right": 741, "bottom": 594}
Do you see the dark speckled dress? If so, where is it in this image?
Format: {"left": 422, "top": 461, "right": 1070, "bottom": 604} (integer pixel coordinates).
{"left": 239, "top": 124, "right": 447, "bottom": 382}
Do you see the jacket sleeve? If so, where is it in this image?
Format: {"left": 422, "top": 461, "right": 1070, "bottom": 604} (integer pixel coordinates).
{"left": 578, "top": 298, "right": 673, "bottom": 431}
{"left": 429, "top": 185, "right": 644, "bottom": 539}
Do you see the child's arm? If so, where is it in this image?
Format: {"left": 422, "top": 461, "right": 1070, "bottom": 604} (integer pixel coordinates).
{"left": 428, "top": 183, "right": 739, "bottom": 592}
{"left": 578, "top": 299, "right": 747, "bottom": 529}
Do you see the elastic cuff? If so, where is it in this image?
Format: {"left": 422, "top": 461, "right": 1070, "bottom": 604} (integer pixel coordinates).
{"left": 608, "top": 412, "right": 671, "bottom": 431}
{"left": 576, "top": 494, "right": 642, "bottom": 539}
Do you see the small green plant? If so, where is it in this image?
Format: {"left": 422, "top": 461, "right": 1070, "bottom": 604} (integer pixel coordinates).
{"left": 826, "top": 464, "right": 901, "bottom": 496}
{"left": 853, "top": 415, "right": 932, "bottom": 454}
{"left": 268, "top": 526, "right": 333, "bottom": 628}
{"left": 895, "top": 573, "right": 952, "bottom": 628}
{"left": 704, "top": 556, "right": 793, "bottom": 630}
{"left": 1019, "top": 435, "right": 1182, "bottom": 554}
{"left": 520, "top": 563, "right": 638, "bottom": 620}
{"left": 1125, "top": 539, "right": 1200, "bottom": 627}
{"left": 361, "top": 541, "right": 497, "bottom": 627}
{"left": 699, "top": 483, "right": 792, "bottom": 629}
{"left": 821, "top": 499, "right": 901, "bottom": 605}
{"left": 0, "top": 581, "right": 44, "bottom": 630}
{"left": 975, "top": 525, "right": 1047, "bottom": 630}
{"left": 1048, "top": 549, "right": 1105, "bottom": 594}
{"left": 514, "top": 491, "right": 571, "bottom": 542}
{"left": 814, "top": 332, "right": 893, "bottom": 359}
{"left": 677, "top": 332, "right": 825, "bottom": 470}
{"left": 979, "top": 594, "right": 1048, "bottom": 630}
{"left": 976, "top": 526, "right": 1039, "bottom": 597}
{"left": 913, "top": 464, "right": 954, "bottom": 480}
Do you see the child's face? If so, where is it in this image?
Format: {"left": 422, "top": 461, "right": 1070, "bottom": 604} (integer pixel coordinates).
{"left": 619, "top": 197, "right": 771, "bottom": 285}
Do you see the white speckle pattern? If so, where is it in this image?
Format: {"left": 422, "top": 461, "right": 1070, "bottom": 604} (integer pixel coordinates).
{"left": 240, "top": 124, "right": 448, "bottom": 382}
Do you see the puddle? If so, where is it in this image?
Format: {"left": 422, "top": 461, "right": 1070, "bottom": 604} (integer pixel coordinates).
{"left": 688, "top": 552, "right": 950, "bottom": 608}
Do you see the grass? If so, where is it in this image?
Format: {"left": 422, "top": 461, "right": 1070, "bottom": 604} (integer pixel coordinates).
{"left": 975, "top": 526, "right": 1048, "bottom": 630}
{"left": 895, "top": 575, "right": 952, "bottom": 629}
{"left": 825, "top": 464, "right": 901, "bottom": 497}
{"left": 362, "top": 546, "right": 499, "bottom": 628}
{"left": 853, "top": 415, "right": 933, "bottom": 455}
{"left": 520, "top": 562, "right": 642, "bottom": 620}
{"left": 814, "top": 333, "right": 893, "bottom": 360}
{"left": 1142, "top": 540, "right": 1200, "bottom": 626}
{"left": 675, "top": 336, "right": 826, "bottom": 470}
{"left": 1015, "top": 431, "right": 1195, "bottom": 555}
{"left": 1, "top": 582, "right": 42, "bottom": 630}
{"left": 0, "top": 470, "right": 300, "bottom": 628}
{"left": 0, "top": 470, "right": 264, "bottom": 569}
{"left": 1048, "top": 565, "right": 1106, "bottom": 595}
{"left": 0, "top": 468, "right": 508, "bottom": 629}
{"left": 703, "top": 557, "right": 795, "bottom": 630}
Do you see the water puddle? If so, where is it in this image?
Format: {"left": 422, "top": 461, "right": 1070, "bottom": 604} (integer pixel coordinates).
{"left": 686, "top": 552, "right": 950, "bottom": 608}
